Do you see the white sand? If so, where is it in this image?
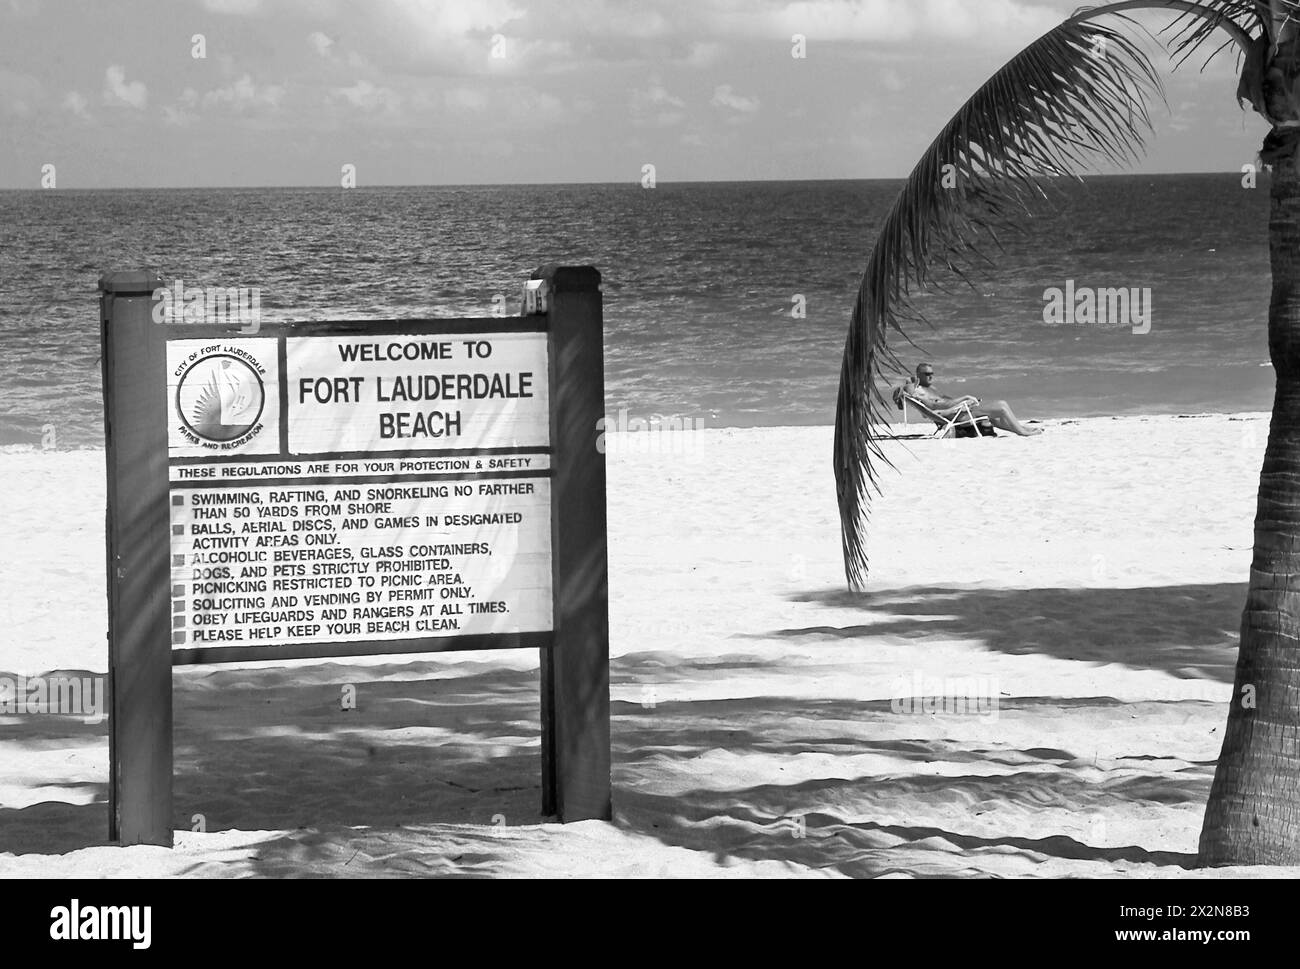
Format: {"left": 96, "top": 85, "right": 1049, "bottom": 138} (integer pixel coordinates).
{"left": 2, "top": 414, "right": 1296, "bottom": 877}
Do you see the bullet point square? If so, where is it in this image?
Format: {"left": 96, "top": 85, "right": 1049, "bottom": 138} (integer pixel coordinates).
{"left": 172, "top": 525, "right": 184, "bottom": 536}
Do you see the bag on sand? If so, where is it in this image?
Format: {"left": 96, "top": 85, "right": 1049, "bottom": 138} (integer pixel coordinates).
{"left": 955, "top": 419, "right": 997, "bottom": 438}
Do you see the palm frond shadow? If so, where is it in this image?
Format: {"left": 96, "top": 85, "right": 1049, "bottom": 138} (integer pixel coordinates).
{"left": 781, "top": 582, "right": 1243, "bottom": 681}
{"left": 0, "top": 644, "right": 1231, "bottom": 874}
{"left": 0, "top": 662, "right": 549, "bottom": 858}
{"left": 610, "top": 691, "right": 1211, "bottom": 875}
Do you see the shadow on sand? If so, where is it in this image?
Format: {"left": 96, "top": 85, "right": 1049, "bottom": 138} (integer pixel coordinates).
{"left": 609, "top": 695, "right": 1206, "bottom": 876}
{"left": 0, "top": 662, "right": 546, "bottom": 869}
{"left": 0, "top": 581, "right": 1234, "bottom": 873}
{"left": 780, "top": 582, "right": 1244, "bottom": 682}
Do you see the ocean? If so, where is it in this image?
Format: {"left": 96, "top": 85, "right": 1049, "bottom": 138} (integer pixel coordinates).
{"left": 0, "top": 173, "right": 1276, "bottom": 447}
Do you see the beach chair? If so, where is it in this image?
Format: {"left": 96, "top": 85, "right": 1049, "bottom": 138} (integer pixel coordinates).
{"left": 892, "top": 386, "right": 996, "bottom": 439}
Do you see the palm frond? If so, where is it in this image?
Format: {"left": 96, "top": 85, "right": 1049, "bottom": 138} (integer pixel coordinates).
{"left": 834, "top": 3, "right": 1256, "bottom": 592}
{"left": 1155, "top": 1, "right": 1262, "bottom": 66}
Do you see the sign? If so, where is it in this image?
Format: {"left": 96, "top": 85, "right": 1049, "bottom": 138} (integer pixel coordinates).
{"left": 163, "top": 331, "right": 554, "bottom": 662}
{"left": 100, "top": 267, "right": 611, "bottom": 843}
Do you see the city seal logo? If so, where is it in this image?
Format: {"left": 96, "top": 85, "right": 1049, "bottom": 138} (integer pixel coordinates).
{"left": 176, "top": 353, "right": 266, "bottom": 445}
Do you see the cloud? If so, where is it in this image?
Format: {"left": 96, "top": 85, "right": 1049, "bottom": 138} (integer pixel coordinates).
{"left": 62, "top": 90, "right": 91, "bottom": 120}
{"left": 433, "top": 83, "right": 568, "bottom": 123}
{"left": 162, "top": 90, "right": 200, "bottom": 126}
{"left": 709, "top": 0, "right": 1061, "bottom": 45}
{"left": 332, "top": 0, "right": 1063, "bottom": 83}
{"left": 710, "top": 84, "right": 759, "bottom": 115}
{"left": 305, "top": 31, "right": 378, "bottom": 72}
{"left": 308, "top": 30, "right": 335, "bottom": 58}
{"left": 199, "top": 0, "right": 348, "bottom": 16}
{"left": 631, "top": 78, "right": 686, "bottom": 126}
{"left": 374, "top": 0, "right": 1062, "bottom": 59}
{"left": 684, "top": 41, "right": 724, "bottom": 68}
{"left": 331, "top": 79, "right": 400, "bottom": 115}
{"left": 505, "top": 88, "right": 567, "bottom": 125}
{"left": 201, "top": 74, "right": 285, "bottom": 112}
{"left": 0, "top": 69, "right": 41, "bottom": 117}
{"left": 372, "top": 0, "right": 541, "bottom": 74}
{"left": 641, "top": 81, "right": 684, "bottom": 109}
{"left": 102, "top": 65, "right": 147, "bottom": 110}
{"left": 200, "top": 0, "right": 263, "bottom": 13}
{"left": 425, "top": 84, "right": 570, "bottom": 130}
{"left": 443, "top": 87, "right": 490, "bottom": 113}
{"left": 386, "top": 0, "right": 522, "bottom": 38}
{"left": 162, "top": 106, "right": 198, "bottom": 126}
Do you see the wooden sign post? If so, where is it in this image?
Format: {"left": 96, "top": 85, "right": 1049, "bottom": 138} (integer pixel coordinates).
{"left": 100, "top": 271, "right": 173, "bottom": 846}
{"left": 99, "top": 265, "right": 610, "bottom": 847}
{"left": 537, "top": 267, "right": 610, "bottom": 820}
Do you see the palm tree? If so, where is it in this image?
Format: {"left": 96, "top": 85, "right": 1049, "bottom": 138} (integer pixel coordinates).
{"left": 834, "top": 0, "right": 1300, "bottom": 866}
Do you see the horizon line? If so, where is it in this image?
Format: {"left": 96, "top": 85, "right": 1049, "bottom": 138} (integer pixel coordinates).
{"left": 0, "top": 170, "right": 1263, "bottom": 192}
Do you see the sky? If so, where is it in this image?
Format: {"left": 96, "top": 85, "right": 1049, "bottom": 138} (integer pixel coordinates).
{"left": 0, "top": 0, "right": 1276, "bottom": 188}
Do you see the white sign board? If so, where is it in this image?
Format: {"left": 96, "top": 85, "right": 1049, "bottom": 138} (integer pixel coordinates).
{"left": 163, "top": 328, "right": 553, "bottom": 658}
{"left": 287, "top": 333, "right": 550, "bottom": 453}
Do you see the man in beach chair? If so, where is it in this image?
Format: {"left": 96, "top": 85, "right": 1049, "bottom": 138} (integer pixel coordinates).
{"left": 893, "top": 384, "right": 995, "bottom": 438}
{"left": 894, "top": 363, "right": 1043, "bottom": 437}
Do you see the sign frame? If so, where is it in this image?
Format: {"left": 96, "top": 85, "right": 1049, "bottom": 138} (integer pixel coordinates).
{"left": 99, "top": 265, "right": 611, "bottom": 843}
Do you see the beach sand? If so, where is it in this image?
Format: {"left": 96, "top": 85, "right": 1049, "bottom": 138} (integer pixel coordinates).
{"left": 2, "top": 414, "right": 1295, "bottom": 878}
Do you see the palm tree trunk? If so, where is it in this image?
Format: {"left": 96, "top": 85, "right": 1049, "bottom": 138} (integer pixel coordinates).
{"left": 1198, "top": 155, "right": 1300, "bottom": 866}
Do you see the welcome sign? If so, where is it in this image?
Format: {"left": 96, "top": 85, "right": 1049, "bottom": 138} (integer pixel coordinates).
{"left": 163, "top": 327, "right": 553, "bottom": 662}
{"left": 100, "top": 266, "right": 610, "bottom": 844}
